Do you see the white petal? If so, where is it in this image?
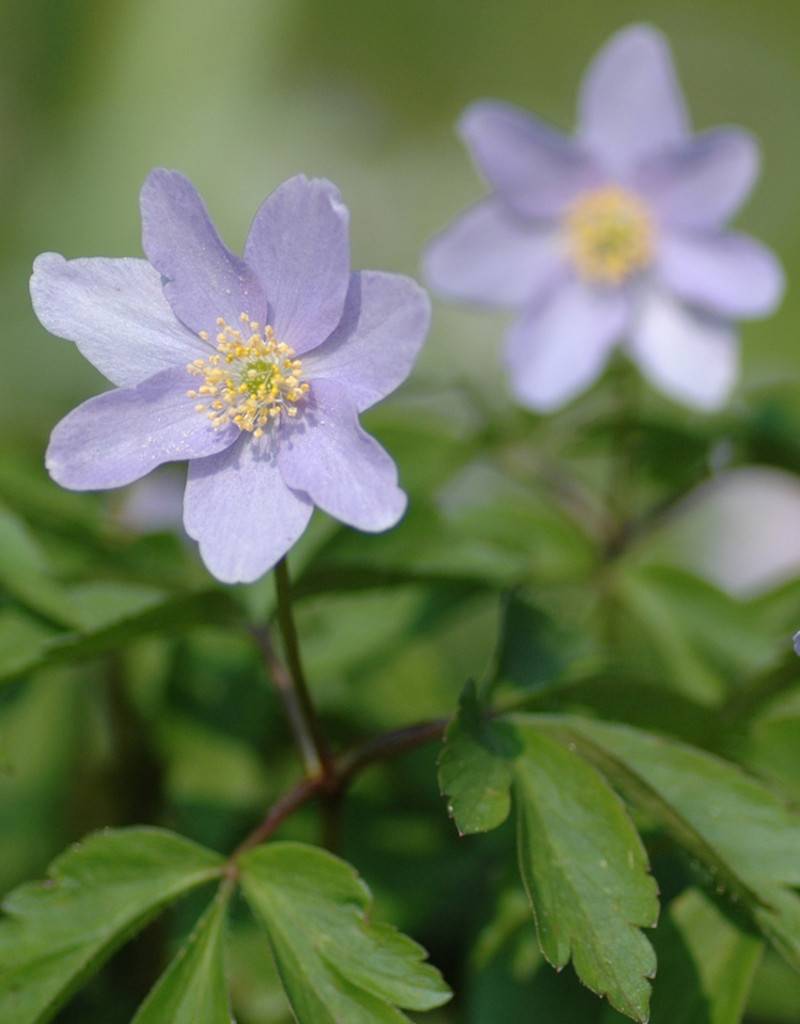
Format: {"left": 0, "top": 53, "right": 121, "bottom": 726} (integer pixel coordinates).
{"left": 629, "top": 290, "right": 738, "bottom": 410}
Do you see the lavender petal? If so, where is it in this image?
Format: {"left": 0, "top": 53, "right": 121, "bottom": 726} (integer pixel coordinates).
{"left": 140, "top": 169, "right": 266, "bottom": 335}
{"left": 277, "top": 380, "right": 406, "bottom": 532}
{"left": 423, "top": 198, "right": 564, "bottom": 308}
{"left": 183, "top": 434, "right": 313, "bottom": 584}
{"left": 505, "top": 279, "right": 627, "bottom": 411}
{"left": 30, "top": 254, "right": 209, "bottom": 387}
{"left": 303, "top": 271, "right": 430, "bottom": 412}
{"left": 46, "top": 366, "right": 238, "bottom": 490}
{"left": 244, "top": 175, "right": 350, "bottom": 354}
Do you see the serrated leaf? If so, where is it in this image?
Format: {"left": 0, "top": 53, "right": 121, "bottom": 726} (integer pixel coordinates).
{"left": 438, "top": 681, "right": 518, "bottom": 834}
{"left": 239, "top": 841, "right": 451, "bottom": 1023}
{"left": 132, "top": 883, "right": 234, "bottom": 1024}
{"left": 513, "top": 724, "right": 658, "bottom": 1022}
{"left": 602, "top": 888, "right": 762, "bottom": 1024}
{"left": 468, "top": 888, "right": 605, "bottom": 1024}
{"left": 0, "top": 828, "right": 224, "bottom": 1024}
{"left": 536, "top": 716, "right": 800, "bottom": 974}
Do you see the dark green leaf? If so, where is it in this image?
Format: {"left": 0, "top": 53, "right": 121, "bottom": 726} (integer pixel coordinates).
{"left": 537, "top": 716, "right": 800, "bottom": 972}
{"left": 239, "top": 841, "right": 451, "bottom": 1023}
{"left": 604, "top": 888, "right": 762, "bottom": 1024}
{"left": 438, "top": 681, "right": 517, "bottom": 835}
{"left": 513, "top": 724, "right": 658, "bottom": 1022}
{"left": 495, "top": 590, "right": 569, "bottom": 690}
{"left": 131, "top": 883, "right": 233, "bottom": 1024}
{"left": 0, "top": 828, "right": 224, "bottom": 1023}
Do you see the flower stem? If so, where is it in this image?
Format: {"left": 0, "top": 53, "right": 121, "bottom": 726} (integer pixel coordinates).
{"left": 255, "top": 558, "right": 333, "bottom": 781}
{"left": 231, "top": 717, "right": 447, "bottom": 860}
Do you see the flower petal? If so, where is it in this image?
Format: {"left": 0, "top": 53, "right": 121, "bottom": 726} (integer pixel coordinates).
{"left": 423, "top": 198, "right": 564, "bottom": 308}
{"left": 183, "top": 435, "right": 313, "bottom": 584}
{"left": 30, "top": 254, "right": 209, "bottom": 387}
{"left": 658, "top": 231, "right": 784, "bottom": 319}
{"left": 635, "top": 129, "right": 759, "bottom": 229}
{"left": 46, "top": 366, "right": 238, "bottom": 491}
{"left": 579, "top": 24, "right": 689, "bottom": 173}
{"left": 140, "top": 169, "right": 266, "bottom": 335}
{"left": 303, "top": 271, "right": 429, "bottom": 412}
{"left": 244, "top": 175, "right": 350, "bottom": 355}
{"left": 459, "top": 101, "right": 601, "bottom": 218}
{"left": 629, "top": 290, "right": 737, "bottom": 410}
{"left": 505, "top": 279, "right": 627, "bottom": 411}
{"left": 277, "top": 380, "right": 406, "bottom": 532}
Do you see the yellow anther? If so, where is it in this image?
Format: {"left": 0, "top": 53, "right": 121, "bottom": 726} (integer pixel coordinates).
{"left": 565, "top": 186, "right": 654, "bottom": 285}
{"left": 188, "top": 314, "right": 309, "bottom": 434}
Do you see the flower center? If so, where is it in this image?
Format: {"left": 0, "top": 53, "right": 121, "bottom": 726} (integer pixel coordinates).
{"left": 187, "top": 314, "right": 309, "bottom": 437}
{"left": 564, "top": 186, "right": 654, "bottom": 285}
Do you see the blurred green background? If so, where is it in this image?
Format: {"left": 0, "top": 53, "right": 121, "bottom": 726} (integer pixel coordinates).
{"left": 3, "top": 1, "right": 800, "bottom": 1021}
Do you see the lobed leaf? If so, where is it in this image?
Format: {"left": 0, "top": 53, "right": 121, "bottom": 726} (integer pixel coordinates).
{"left": 131, "top": 883, "right": 234, "bottom": 1024}
{"left": 513, "top": 725, "right": 658, "bottom": 1022}
{"left": 438, "top": 681, "right": 517, "bottom": 834}
{"left": 601, "top": 888, "right": 762, "bottom": 1024}
{"left": 0, "top": 828, "right": 224, "bottom": 1024}
{"left": 534, "top": 715, "right": 800, "bottom": 973}
{"left": 239, "top": 841, "right": 451, "bottom": 1023}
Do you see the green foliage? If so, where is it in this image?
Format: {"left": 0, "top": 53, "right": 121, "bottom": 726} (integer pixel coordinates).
{"left": 131, "top": 886, "right": 233, "bottom": 1024}
{"left": 513, "top": 726, "right": 658, "bottom": 1022}
{"left": 531, "top": 716, "right": 800, "bottom": 971}
{"left": 439, "top": 702, "right": 658, "bottom": 1020}
{"left": 438, "top": 681, "right": 516, "bottom": 834}
{"left": 0, "top": 829, "right": 224, "bottom": 1023}
{"left": 239, "top": 841, "right": 452, "bottom": 1023}
{"left": 604, "top": 888, "right": 763, "bottom": 1024}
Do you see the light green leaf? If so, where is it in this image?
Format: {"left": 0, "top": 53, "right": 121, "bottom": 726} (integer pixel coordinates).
{"left": 603, "top": 888, "right": 762, "bottom": 1024}
{"left": 132, "top": 883, "right": 233, "bottom": 1024}
{"left": 537, "top": 715, "right": 800, "bottom": 973}
{"left": 513, "top": 725, "right": 658, "bottom": 1022}
{"left": 239, "top": 841, "right": 451, "bottom": 1023}
{"left": 0, "top": 828, "right": 224, "bottom": 1024}
{"left": 438, "top": 681, "right": 517, "bottom": 834}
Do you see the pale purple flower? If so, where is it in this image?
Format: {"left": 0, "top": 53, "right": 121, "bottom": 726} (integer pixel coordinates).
{"left": 424, "top": 24, "right": 784, "bottom": 412}
{"left": 31, "top": 171, "right": 429, "bottom": 583}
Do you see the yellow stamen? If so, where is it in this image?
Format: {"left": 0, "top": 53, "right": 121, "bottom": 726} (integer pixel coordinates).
{"left": 186, "top": 315, "right": 310, "bottom": 434}
{"left": 564, "top": 186, "right": 654, "bottom": 285}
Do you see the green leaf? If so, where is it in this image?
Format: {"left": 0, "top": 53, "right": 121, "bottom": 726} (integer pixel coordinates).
{"left": 494, "top": 590, "right": 570, "bottom": 690}
{"left": 513, "top": 724, "right": 658, "bottom": 1022}
{"left": 0, "top": 587, "right": 240, "bottom": 686}
{"left": 603, "top": 888, "right": 762, "bottom": 1024}
{"left": 438, "top": 702, "right": 658, "bottom": 1020}
{"left": 239, "top": 841, "right": 451, "bottom": 1023}
{"left": 132, "top": 883, "right": 233, "bottom": 1024}
{"left": 467, "top": 889, "right": 604, "bottom": 1024}
{"left": 0, "top": 828, "right": 224, "bottom": 1024}
{"left": 612, "top": 566, "right": 775, "bottom": 704}
{"left": 438, "top": 681, "right": 518, "bottom": 834}
{"left": 537, "top": 716, "right": 800, "bottom": 973}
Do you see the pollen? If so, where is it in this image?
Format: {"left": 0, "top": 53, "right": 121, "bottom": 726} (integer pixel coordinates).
{"left": 187, "top": 314, "right": 310, "bottom": 434}
{"left": 564, "top": 186, "right": 654, "bottom": 285}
